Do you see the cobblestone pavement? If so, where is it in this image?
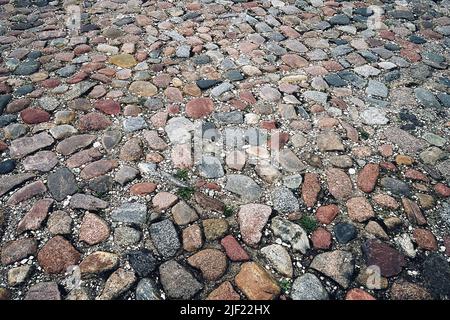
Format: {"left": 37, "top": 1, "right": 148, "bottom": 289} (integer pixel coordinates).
{"left": 0, "top": 0, "right": 450, "bottom": 300}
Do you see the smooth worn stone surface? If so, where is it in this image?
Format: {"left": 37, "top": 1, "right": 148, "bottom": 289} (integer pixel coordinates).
{"left": 7, "top": 180, "right": 47, "bottom": 205}
{"left": 23, "top": 151, "right": 58, "bottom": 172}
{"left": 235, "top": 262, "right": 280, "bottom": 300}
{"left": 225, "top": 174, "right": 262, "bottom": 202}
{"left": 56, "top": 134, "right": 96, "bottom": 155}
{"left": 357, "top": 163, "right": 379, "bottom": 193}
{"left": 0, "top": 173, "right": 36, "bottom": 197}
{"left": 362, "top": 239, "right": 406, "bottom": 277}
{"left": 220, "top": 235, "right": 249, "bottom": 262}
{"left": 79, "top": 251, "right": 119, "bottom": 275}
{"left": 10, "top": 132, "right": 54, "bottom": 159}
{"left": 70, "top": 194, "right": 108, "bottom": 211}
{"left": 1, "top": 238, "right": 38, "bottom": 265}
{"left": 326, "top": 168, "right": 353, "bottom": 200}
{"left": 261, "top": 244, "right": 293, "bottom": 277}
{"left": 159, "top": 260, "right": 202, "bottom": 299}
{"left": 17, "top": 199, "right": 53, "bottom": 233}
{"left": 97, "top": 268, "right": 136, "bottom": 300}
{"left": 310, "top": 250, "right": 354, "bottom": 288}
{"left": 291, "top": 273, "right": 329, "bottom": 300}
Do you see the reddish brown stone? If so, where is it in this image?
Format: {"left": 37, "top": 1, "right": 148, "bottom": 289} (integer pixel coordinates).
{"left": 17, "top": 199, "right": 54, "bottom": 234}
{"left": 345, "top": 288, "right": 376, "bottom": 300}
{"left": 316, "top": 204, "right": 339, "bottom": 224}
{"left": 261, "top": 120, "right": 277, "bottom": 130}
{"left": 185, "top": 98, "right": 214, "bottom": 119}
{"left": 79, "top": 213, "right": 110, "bottom": 245}
{"left": 372, "top": 193, "right": 400, "bottom": 209}
{"left": 6, "top": 98, "right": 31, "bottom": 113}
{"left": 94, "top": 99, "right": 120, "bottom": 115}
{"left": 346, "top": 197, "right": 375, "bottom": 222}
{"left": 67, "top": 71, "right": 89, "bottom": 84}
{"left": 130, "top": 182, "right": 157, "bottom": 195}
{"left": 20, "top": 108, "right": 50, "bottom": 124}
{"left": 444, "top": 236, "right": 450, "bottom": 256}
{"left": 41, "top": 79, "right": 61, "bottom": 88}
{"left": 164, "top": 87, "right": 183, "bottom": 102}
{"left": 1, "top": 238, "right": 37, "bottom": 265}
{"left": 434, "top": 183, "right": 450, "bottom": 197}
{"left": 413, "top": 228, "right": 437, "bottom": 251}
{"left": 390, "top": 280, "right": 432, "bottom": 300}
{"left": 207, "top": 281, "right": 240, "bottom": 300}
{"left": 402, "top": 198, "right": 427, "bottom": 226}
{"left": 152, "top": 192, "right": 178, "bottom": 212}
{"left": 7, "top": 181, "right": 47, "bottom": 206}
{"left": 24, "top": 282, "right": 61, "bottom": 300}
{"left": 80, "top": 159, "right": 118, "bottom": 180}
{"left": 182, "top": 224, "right": 203, "bottom": 252}
{"left": 220, "top": 235, "right": 249, "bottom": 261}
{"left": 302, "top": 173, "right": 321, "bottom": 208}
{"left": 380, "top": 162, "right": 397, "bottom": 171}
{"left": 78, "top": 112, "right": 112, "bottom": 132}
{"left": 405, "top": 169, "right": 429, "bottom": 182}
{"left": 281, "top": 54, "right": 308, "bottom": 68}
{"left": 327, "top": 168, "right": 353, "bottom": 200}
{"left": 0, "top": 141, "right": 7, "bottom": 152}
{"left": 363, "top": 239, "right": 406, "bottom": 277}
{"left": 238, "top": 204, "right": 272, "bottom": 247}
{"left": 74, "top": 44, "right": 91, "bottom": 55}
{"left": 357, "top": 163, "right": 379, "bottom": 193}
{"left": 187, "top": 249, "right": 227, "bottom": 281}
{"left": 66, "top": 148, "right": 103, "bottom": 168}
{"left": 239, "top": 91, "right": 256, "bottom": 104}
{"left": 37, "top": 236, "right": 81, "bottom": 274}
{"left": 311, "top": 227, "right": 332, "bottom": 250}
{"left": 119, "top": 138, "right": 143, "bottom": 161}
{"left": 194, "top": 192, "right": 225, "bottom": 212}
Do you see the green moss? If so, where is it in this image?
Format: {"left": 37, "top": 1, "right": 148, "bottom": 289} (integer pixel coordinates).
{"left": 359, "top": 128, "right": 370, "bottom": 140}
{"left": 298, "top": 215, "right": 318, "bottom": 233}
{"left": 279, "top": 279, "right": 292, "bottom": 293}
{"left": 177, "top": 187, "right": 195, "bottom": 200}
{"left": 223, "top": 205, "right": 235, "bottom": 217}
{"left": 174, "top": 169, "right": 189, "bottom": 181}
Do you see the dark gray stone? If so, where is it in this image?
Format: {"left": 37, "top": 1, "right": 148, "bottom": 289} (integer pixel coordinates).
{"left": 48, "top": 167, "right": 78, "bottom": 201}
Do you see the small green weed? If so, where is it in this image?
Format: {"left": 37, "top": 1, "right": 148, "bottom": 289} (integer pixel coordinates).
{"left": 299, "top": 215, "right": 318, "bottom": 233}
{"left": 177, "top": 187, "right": 195, "bottom": 200}
{"left": 174, "top": 169, "right": 189, "bottom": 181}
